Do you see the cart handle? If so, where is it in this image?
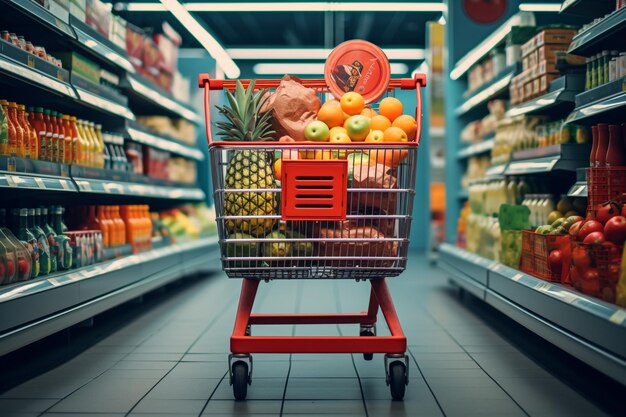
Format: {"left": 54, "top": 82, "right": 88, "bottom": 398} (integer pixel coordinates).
{"left": 198, "top": 74, "right": 426, "bottom": 148}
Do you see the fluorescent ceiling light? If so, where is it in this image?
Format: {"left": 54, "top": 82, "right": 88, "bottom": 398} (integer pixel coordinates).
{"left": 450, "top": 12, "right": 534, "bottom": 80}
{"left": 159, "top": 0, "right": 240, "bottom": 78}
{"left": 119, "top": 2, "right": 446, "bottom": 12}
{"left": 226, "top": 48, "right": 425, "bottom": 60}
{"left": 519, "top": 3, "right": 561, "bottom": 12}
{"left": 253, "top": 62, "right": 409, "bottom": 75}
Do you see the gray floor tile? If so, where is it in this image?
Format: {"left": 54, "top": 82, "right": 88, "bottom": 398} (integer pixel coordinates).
{"left": 43, "top": 414, "right": 123, "bottom": 417}
{"left": 201, "top": 400, "right": 282, "bottom": 415}
{"left": 111, "top": 361, "right": 178, "bottom": 370}
{"left": 366, "top": 400, "right": 445, "bottom": 417}
{"left": 145, "top": 378, "right": 222, "bottom": 400}
{"left": 281, "top": 400, "right": 366, "bottom": 414}
{"left": 167, "top": 362, "right": 229, "bottom": 379}
{"left": 285, "top": 378, "right": 362, "bottom": 400}
{"left": 130, "top": 398, "right": 206, "bottom": 414}
{"left": 289, "top": 359, "right": 356, "bottom": 378}
{"left": 212, "top": 378, "right": 286, "bottom": 400}
{"left": 0, "top": 399, "right": 58, "bottom": 413}
{"left": 1, "top": 378, "right": 91, "bottom": 400}
{"left": 123, "top": 353, "right": 185, "bottom": 362}
{"left": 181, "top": 353, "right": 226, "bottom": 362}
{"left": 101, "top": 368, "right": 172, "bottom": 379}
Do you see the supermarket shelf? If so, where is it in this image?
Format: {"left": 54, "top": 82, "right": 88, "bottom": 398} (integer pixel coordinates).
{"left": 0, "top": 54, "right": 76, "bottom": 99}
{"left": 123, "top": 74, "right": 202, "bottom": 123}
{"left": 455, "top": 68, "right": 517, "bottom": 117}
{"left": 439, "top": 243, "right": 626, "bottom": 384}
{"left": 73, "top": 178, "right": 205, "bottom": 201}
{"left": 430, "top": 126, "right": 445, "bottom": 138}
{"left": 568, "top": 182, "right": 588, "bottom": 197}
{"left": 450, "top": 12, "right": 534, "bottom": 80}
{"left": 457, "top": 138, "right": 495, "bottom": 160}
{"left": 505, "top": 88, "right": 577, "bottom": 118}
{"left": 126, "top": 125, "right": 205, "bottom": 161}
{"left": 74, "top": 87, "right": 135, "bottom": 120}
{"left": 2, "top": 0, "right": 75, "bottom": 39}
{"left": 560, "top": 0, "right": 615, "bottom": 17}
{"left": 486, "top": 164, "right": 507, "bottom": 178}
{"left": 70, "top": 16, "right": 135, "bottom": 73}
{"left": 568, "top": 6, "right": 626, "bottom": 55}
{"left": 567, "top": 89, "right": 626, "bottom": 125}
{"left": 0, "top": 171, "right": 75, "bottom": 192}
{"left": 504, "top": 143, "right": 590, "bottom": 175}
{"left": 0, "top": 236, "right": 220, "bottom": 356}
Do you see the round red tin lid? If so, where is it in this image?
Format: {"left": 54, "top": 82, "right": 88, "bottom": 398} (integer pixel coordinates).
{"left": 324, "top": 40, "right": 391, "bottom": 103}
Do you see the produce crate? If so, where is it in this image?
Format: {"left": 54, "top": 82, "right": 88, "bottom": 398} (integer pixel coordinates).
{"left": 587, "top": 167, "right": 626, "bottom": 217}
{"left": 520, "top": 231, "right": 570, "bottom": 283}
{"left": 570, "top": 241, "right": 623, "bottom": 303}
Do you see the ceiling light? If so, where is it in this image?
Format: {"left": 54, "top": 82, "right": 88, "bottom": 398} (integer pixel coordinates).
{"left": 518, "top": 3, "right": 561, "bottom": 12}
{"left": 118, "top": 2, "right": 446, "bottom": 13}
{"left": 159, "top": 0, "right": 240, "bottom": 78}
{"left": 253, "top": 62, "right": 409, "bottom": 75}
{"left": 226, "top": 48, "right": 424, "bottom": 60}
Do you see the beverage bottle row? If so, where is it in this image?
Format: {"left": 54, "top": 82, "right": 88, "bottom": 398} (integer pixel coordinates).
{"left": 590, "top": 123, "right": 626, "bottom": 167}
{"left": 0, "top": 206, "right": 72, "bottom": 285}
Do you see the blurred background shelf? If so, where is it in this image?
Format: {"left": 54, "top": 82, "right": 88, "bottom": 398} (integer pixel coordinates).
{"left": 568, "top": 6, "right": 626, "bottom": 55}
{"left": 457, "top": 138, "right": 495, "bottom": 159}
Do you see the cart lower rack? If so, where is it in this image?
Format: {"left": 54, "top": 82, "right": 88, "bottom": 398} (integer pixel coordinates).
{"left": 199, "top": 73, "right": 426, "bottom": 400}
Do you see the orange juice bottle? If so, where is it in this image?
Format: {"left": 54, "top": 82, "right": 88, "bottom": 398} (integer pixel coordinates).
{"left": 0, "top": 100, "right": 15, "bottom": 156}
{"left": 62, "top": 115, "right": 73, "bottom": 164}
{"left": 108, "top": 206, "right": 120, "bottom": 246}
{"left": 112, "top": 206, "right": 126, "bottom": 246}
{"left": 86, "top": 121, "right": 98, "bottom": 167}
{"left": 52, "top": 112, "right": 65, "bottom": 163}
{"left": 8, "top": 103, "right": 25, "bottom": 158}
{"left": 16, "top": 104, "right": 35, "bottom": 159}
{"left": 76, "top": 120, "right": 88, "bottom": 166}
{"left": 120, "top": 206, "right": 136, "bottom": 251}
{"left": 96, "top": 206, "right": 111, "bottom": 247}
{"left": 23, "top": 106, "right": 38, "bottom": 160}
{"left": 69, "top": 116, "right": 79, "bottom": 165}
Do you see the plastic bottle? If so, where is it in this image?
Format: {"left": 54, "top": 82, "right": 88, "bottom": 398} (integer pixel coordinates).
{"left": 0, "top": 208, "right": 31, "bottom": 282}
{"left": 31, "top": 208, "right": 51, "bottom": 275}
{"left": 8, "top": 103, "right": 25, "bottom": 158}
{"left": 95, "top": 124, "right": 105, "bottom": 169}
{"left": 120, "top": 206, "right": 136, "bottom": 251}
{"left": 605, "top": 125, "right": 625, "bottom": 167}
{"left": 590, "top": 125, "right": 599, "bottom": 167}
{"left": 48, "top": 111, "right": 60, "bottom": 162}
{"left": 86, "top": 121, "right": 98, "bottom": 167}
{"left": 19, "top": 105, "right": 37, "bottom": 160}
{"left": 75, "top": 119, "right": 88, "bottom": 166}
{"left": 42, "top": 110, "right": 54, "bottom": 161}
{"left": 79, "top": 120, "right": 93, "bottom": 167}
{"left": 69, "top": 116, "right": 79, "bottom": 165}
{"left": 0, "top": 100, "right": 15, "bottom": 156}
{"left": 62, "top": 115, "right": 73, "bottom": 165}
{"left": 15, "top": 208, "right": 39, "bottom": 278}
{"left": 114, "top": 206, "right": 126, "bottom": 245}
{"left": 102, "top": 133, "right": 111, "bottom": 170}
{"left": 40, "top": 207, "right": 58, "bottom": 273}
{"left": 596, "top": 123, "right": 609, "bottom": 167}
{"left": 51, "top": 206, "right": 72, "bottom": 270}
{"left": 55, "top": 113, "right": 66, "bottom": 164}
{"left": 97, "top": 206, "right": 111, "bottom": 247}
{"left": 31, "top": 108, "right": 47, "bottom": 161}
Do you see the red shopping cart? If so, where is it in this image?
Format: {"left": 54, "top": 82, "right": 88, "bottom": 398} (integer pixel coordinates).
{"left": 198, "top": 73, "right": 425, "bottom": 400}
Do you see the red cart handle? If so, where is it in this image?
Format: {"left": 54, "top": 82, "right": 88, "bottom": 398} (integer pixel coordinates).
{"left": 198, "top": 74, "right": 426, "bottom": 148}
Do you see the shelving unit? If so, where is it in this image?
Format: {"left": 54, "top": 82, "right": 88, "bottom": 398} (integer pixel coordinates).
{"left": 504, "top": 74, "right": 583, "bottom": 118}
{"left": 568, "top": 6, "right": 626, "bottom": 55}
{"left": 457, "top": 138, "right": 495, "bottom": 160}
{"left": 455, "top": 66, "right": 518, "bottom": 117}
{"left": 0, "top": 0, "right": 215, "bottom": 356}
{"left": 439, "top": 243, "right": 626, "bottom": 384}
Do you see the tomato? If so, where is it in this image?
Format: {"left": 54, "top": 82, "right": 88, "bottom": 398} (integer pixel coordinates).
{"left": 568, "top": 220, "right": 584, "bottom": 241}
{"left": 548, "top": 249, "right": 563, "bottom": 275}
{"left": 596, "top": 201, "right": 621, "bottom": 225}
{"left": 578, "top": 220, "right": 604, "bottom": 240}
{"left": 570, "top": 266, "right": 582, "bottom": 290}
{"left": 572, "top": 245, "right": 591, "bottom": 270}
{"left": 604, "top": 215, "right": 626, "bottom": 245}
{"left": 581, "top": 268, "right": 601, "bottom": 296}
{"left": 583, "top": 231, "right": 605, "bottom": 245}
{"left": 608, "top": 263, "right": 621, "bottom": 285}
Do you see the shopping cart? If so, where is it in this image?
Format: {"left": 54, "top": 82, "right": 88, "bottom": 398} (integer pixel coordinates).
{"left": 199, "top": 73, "right": 425, "bottom": 400}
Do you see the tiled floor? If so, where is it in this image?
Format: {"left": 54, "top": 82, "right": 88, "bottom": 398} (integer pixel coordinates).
{"left": 0, "top": 254, "right": 616, "bottom": 417}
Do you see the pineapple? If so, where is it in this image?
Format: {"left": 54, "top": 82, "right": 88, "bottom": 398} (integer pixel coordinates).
{"left": 216, "top": 80, "right": 277, "bottom": 237}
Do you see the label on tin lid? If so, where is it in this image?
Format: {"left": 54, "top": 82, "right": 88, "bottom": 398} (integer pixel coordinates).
{"left": 324, "top": 40, "right": 391, "bottom": 103}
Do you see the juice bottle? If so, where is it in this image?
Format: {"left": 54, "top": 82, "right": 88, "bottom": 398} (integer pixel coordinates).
{"left": 75, "top": 119, "right": 87, "bottom": 166}
{"left": 596, "top": 123, "right": 609, "bottom": 167}
{"left": 69, "top": 116, "right": 80, "bottom": 165}
{"left": 51, "top": 206, "right": 72, "bottom": 270}
{"left": 19, "top": 104, "right": 37, "bottom": 160}
{"left": 8, "top": 103, "right": 25, "bottom": 158}
{"left": 62, "top": 115, "right": 73, "bottom": 164}
{"left": 118, "top": 206, "right": 132, "bottom": 248}
{"left": 113, "top": 206, "right": 124, "bottom": 245}
{"left": 96, "top": 206, "right": 111, "bottom": 247}
{"left": 77, "top": 120, "right": 92, "bottom": 167}
{"left": 605, "top": 125, "right": 625, "bottom": 167}
{"left": 143, "top": 205, "right": 153, "bottom": 250}
{"left": 49, "top": 111, "right": 60, "bottom": 162}
{"left": 95, "top": 124, "right": 105, "bottom": 169}
{"left": 88, "top": 122, "right": 100, "bottom": 168}
{"left": 32, "top": 208, "right": 51, "bottom": 275}
{"left": 43, "top": 110, "right": 54, "bottom": 161}
{"left": 0, "top": 208, "right": 31, "bottom": 282}
{"left": 31, "top": 108, "right": 47, "bottom": 162}
{"left": 102, "top": 132, "right": 111, "bottom": 170}
{"left": 0, "top": 100, "right": 14, "bottom": 156}
{"left": 0, "top": 208, "right": 18, "bottom": 284}
{"left": 15, "top": 208, "right": 39, "bottom": 279}
{"left": 40, "top": 207, "right": 58, "bottom": 273}
{"left": 55, "top": 113, "right": 66, "bottom": 164}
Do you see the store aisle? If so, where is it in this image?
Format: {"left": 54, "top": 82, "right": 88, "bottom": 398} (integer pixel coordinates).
{"left": 0, "top": 255, "right": 614, "bottom": 417}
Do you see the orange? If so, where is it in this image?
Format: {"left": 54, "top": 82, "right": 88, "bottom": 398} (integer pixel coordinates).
{"left": 368, "top": 149, "right": 409, "bottom": 168}
{"left": 317, "top": 104, "right": 344, "bottom": 128}
{"left": 369, "top": 115, "right": 392, "bottom": 132}
{"left": 329, "top": 126, "right": 347, "bottom": 140}
{"left": 299, "top": 149, "right": 316, "bottom": 159}
{"left": 360, "top": 107, "right": 377, "bottom": 118}
{"left": 343, "top": 112, "right": 351, "bottom": 120}
{"left": 324, "top": 98, "right": 341, "bottom": 107}
{"left": 379, "top": 97, "right": 403, "bottom": 122}
{"left": 365, "top": 130, "right": 384, "bottom": 143}
{"left": 315, "top": 150, "right": 336, "bottom": 160}
{"left": 383, "top": 126, "right": 408, "bottom": 142}
{"left": 329, "top": 132, "right": 351, "bottom": 143}
{"left": 392, "top": 115, "right": 417, "bottom": 141}
{"left": 340, "top": 92, "right": 365, "bottom": 115}
{"left": 273, "top": 159, "right": 282, "bottom": 181}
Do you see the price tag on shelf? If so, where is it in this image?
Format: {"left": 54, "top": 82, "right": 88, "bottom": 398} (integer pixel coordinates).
{"left": 59, "top": 180, "right": 70, "bottom": 191}
{"left": 80, "top": 181, "right": 93, "bottom": 192}
{"left": 34, "top": 177, "right": 46, "bottom": 189}
{"left": 5, "top": 175, "right": 17, "bottom": 187}
{"left": 609, "top": 309, "right": 626, "bottom": 326}
{"left": 511, "top": 273, "right": 523, "bottom": 282}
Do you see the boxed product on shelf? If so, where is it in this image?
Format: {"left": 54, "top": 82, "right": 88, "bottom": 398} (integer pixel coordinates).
{"left": 136, "top": 116, "right": 197, "bottom": 145}
{"left": 126, "top": 23, "right": 145, "bottom": 68}
{"left": 169, "top": 157, "right": 197, "bottom": 185}
{"left": 155, "top": 22, "right": 182, "bottom": 75}
{"left": 110, "top": 15, "right": 127, "bottom": 51}
{"left": 35, "top": 0, "right": 70, "bottom": 23}
{"left": 85, "top": 0, "right": 111, "bottom": 38}
{"left": 56, "top": 52, "right": 100, "bottom": 84}
{"left": 171, "top": 72, "right": 191, "bottom": 104}
{"left": 69, "top": 0, "right": 87, "bottom": 22}
{"left": 460, "top": 100, "right": 506, "bottom": 144}
{"left": 0, "top": 31, "right": 65, "bottom": 73}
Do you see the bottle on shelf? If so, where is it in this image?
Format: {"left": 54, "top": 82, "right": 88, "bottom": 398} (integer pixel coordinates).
{"left": 55, "top": 112, "right": 66, "bottom": 164}
{"left": 48, "top": 111, "right": 60, "bottom": 162}
{"left": 606, "top": 125, "right": 625, "bottom": 167}
{"left": 0, "top": 100, "right": 15, "bottom": 156}
{"left": 15, "top": 208, "right": 39, "bottom": 279}
{"left": 18, "top": 104, "right": 37, "bottom": 160}
{"left": 51, "top": 206, "right": 72, "bottom": 270}
{"left": 112, "top": 206, "right": 126, "bottom": 245}
{"left": 8, "top": 103, "right": 25, "bottom": 158}
{"left": 95, "top": 124, "right": 105, "bottom": 169}
{"left": 40, "top": 207, "right": 58, "bottom": 274}
{"left": 75, "top": 119, "right": 88, "bottom": 166}
{"left": 30, "top": 108, "right": 47, "bottom": 162}
{"left": 62, "top": 115, "right": 73, "bottom": 165}
{"left": 102, "top": 133, "right": 111, "bottom": 170}
{"left": 31, "top": 208, "right": 51, "bottom": 275}
{"left": 86, "top": 121, "right": 98, "bottom": 167}
{"left": 69, "top": 116, "right": 79, "bottom": 165}
{"left": 590, "top": 125, "right": 599, "bottom": 167}
{"left": 0, "top": 208, "right": 31, "bottom": 283}
{"left": 96, "top": 206, "right": 111, "bottom": 247}
{"left": 596, "top": 123, "right": 609, "bottom": 167}
{"left": 42, "top": 110, "right": 53, "bottom": 161}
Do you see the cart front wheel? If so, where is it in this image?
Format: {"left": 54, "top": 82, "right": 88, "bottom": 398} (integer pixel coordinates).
{"left": 388, "top": 361, "right": 407, "bottom": 401}
{"left": 360, "top": 330, "right": 375, "bottom": 361}
{"left": 232, "top": 361, "right": 249, "bottom": 401}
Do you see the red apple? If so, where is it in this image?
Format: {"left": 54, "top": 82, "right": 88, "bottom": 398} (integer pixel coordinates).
{"left": 7, "top": 259, "right": 15, "bottom": 278}
{"left": 548, "top": 250, "right": 563, "bottom": 275}
{"left": 604, "top": 216, "right": 626, "bottom": 245}
{"left": 583, "top": 231, "right": 605, "bottom": 245}
{"left": 581, "top": 268, "right": 601, "bottom": 296}
{"left": 578, "top": 220, "right": 604, "bottom": 240}
{"left": 568, "top": 220, "right": 584, "bottom": 241}
{"left": 572, "top": 245, "right": 591, "bottom": 270}
{"left": 596, "top": 201, "right": 621, "bottom": 225}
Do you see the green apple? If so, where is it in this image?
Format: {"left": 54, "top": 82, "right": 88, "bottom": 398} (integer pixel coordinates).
{"left": 345, "top": 115, "right": 370, "bottom": 141}
{"left": 547, "top": 210, "right": 563, "bottom": 225}
{"left": 304, "top": 120, "right": 330, "bottom": 142}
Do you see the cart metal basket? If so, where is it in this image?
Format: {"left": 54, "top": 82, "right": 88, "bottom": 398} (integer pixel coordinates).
{"left": 199, "top": 73, "right": 426, "bottom": 401}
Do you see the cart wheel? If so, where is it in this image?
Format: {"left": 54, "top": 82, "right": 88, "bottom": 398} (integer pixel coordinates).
{"left": 232, "top": 361, "right": 249, "bottom": 401}
{"left": 388, "top": 361, "right": 406, "bottom": 401}
{"left": 245, "top": 325, "right": 251, "bottom": 336}
{"left": 360, "top": 330, "right": 375, "bottom": 361}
